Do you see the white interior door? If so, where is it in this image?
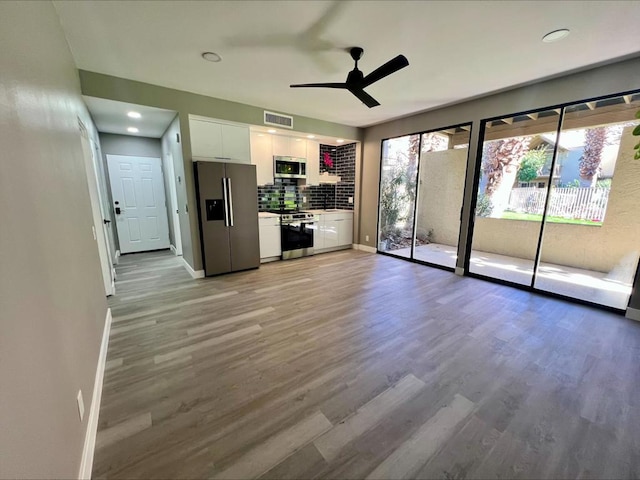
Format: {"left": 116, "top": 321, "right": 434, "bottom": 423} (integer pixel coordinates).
{"left": 107, "top": 154, "right": 170, "bottom": 254}
{"left": 165, "top": 151, "right": 182, "bottom": 255}
{"left": 79, "top": 125, "right": 114, "bottom": 295}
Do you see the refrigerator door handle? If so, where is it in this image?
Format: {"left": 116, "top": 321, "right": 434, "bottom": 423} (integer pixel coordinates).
{"left": 227, "top": 177, "right": 234, "bottom": 227}
{"left": 222, "top": 177, "right": 230, "bottom": 227}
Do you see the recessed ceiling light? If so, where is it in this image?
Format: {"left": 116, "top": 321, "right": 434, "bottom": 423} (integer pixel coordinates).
{"left": 542, "top": 29, "right": 570, "bottom": 43}
{"left": 337, "top": 139, "right": 344, "bottom": 143}
{"left": 307, "top": 135, "right": 315, "bottom": 139}
{"left": 127, "top": 111, "right": 141, "bottom": 119}
{"left": 127, "top": 127, "right": 139, "bottom": 133}
{"left": 202, "top": 52, "right": 222, "bottom": 62}
{"left": 267, "top": 129, "right": 277, "bottom": 134}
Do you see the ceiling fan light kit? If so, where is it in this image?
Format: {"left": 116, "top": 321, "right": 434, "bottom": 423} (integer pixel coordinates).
{"left": 290, "top": 47, "right": 409, "bottom": 108}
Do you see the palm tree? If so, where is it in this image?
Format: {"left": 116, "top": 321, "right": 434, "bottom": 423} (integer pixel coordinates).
{"left": 482, "top": 137, "right": 531, "bottom": 216}
{"left": 579, "top": 127, "right": 606, "bottom": 187}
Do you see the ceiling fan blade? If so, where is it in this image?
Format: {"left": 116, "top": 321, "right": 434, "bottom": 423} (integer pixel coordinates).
{"left": 290, "top": 82, "right": 347, "bottom": 89}
{"left": 361, "top": 54, "right": 409, "bottom": 88}
{"left": 349, "top": 88, "right": 380, "bottom": 108}
{"left": 306, "top": 0, "right": 347, "bottom": 39}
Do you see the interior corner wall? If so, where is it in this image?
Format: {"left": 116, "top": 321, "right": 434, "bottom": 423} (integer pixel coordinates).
{"left": 161, "top": 116, "right": 193, "bottom": 264}
{"left": 0, "top": 1, "right": 108, "bottom": 478}
{"left": 359, "top": 56, "right": 640, "bottom": 273}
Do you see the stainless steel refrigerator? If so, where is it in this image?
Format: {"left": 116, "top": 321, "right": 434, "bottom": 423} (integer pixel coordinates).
{"left": 194, "top": 161, "right": 260, "bottom": 276}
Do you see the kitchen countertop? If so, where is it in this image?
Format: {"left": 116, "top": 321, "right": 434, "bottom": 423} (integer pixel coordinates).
{"left": 302, "top": 209, "right": 354, "bottom": 215}
{"left": 258, "top": 212, "right": 280, "bottom": 218}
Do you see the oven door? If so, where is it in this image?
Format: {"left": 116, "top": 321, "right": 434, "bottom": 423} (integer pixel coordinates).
{"left": 281, "top": 221, "right": 315, "bottom": 259}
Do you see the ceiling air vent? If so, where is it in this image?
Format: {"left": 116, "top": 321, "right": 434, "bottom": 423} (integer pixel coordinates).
{"left": 264, "top": 111, "right": 293, "bottom": 129}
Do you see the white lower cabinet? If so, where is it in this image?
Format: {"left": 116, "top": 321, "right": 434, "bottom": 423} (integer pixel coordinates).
{"left": 258, "top": 217, "right": 281, "bottom": 261}
{"left": 314, "top": 212, "right": 353, "bottom": 253}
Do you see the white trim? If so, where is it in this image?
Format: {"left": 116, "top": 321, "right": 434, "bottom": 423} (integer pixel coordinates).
{"left": 170, "top": 244, "right": 177, "bottom": 255}
{"left": 78, "top": 308, "right": 112, "bottom": 480}
{"left": 455, "top": 267, "right": 465, "bottom": 276}
{"left": 115, "top": 250, "right": 121, "bottom": 260}
{"left": 182, "top": 257, "right": 205, "bottom": 279}
{"left": 625, "top": 307, "right": 640, "bottom": 322}
{"left": 352, "top": 244, "right": 376, "bottom": 254}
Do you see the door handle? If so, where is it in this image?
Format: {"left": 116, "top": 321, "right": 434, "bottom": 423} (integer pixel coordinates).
{"left": 227, "top": 178, "right": 234, "bottom": 227}
{"left": 115, "top": 207, "right": 122, "bottom": 215}
{"left": 222, "top": 177, "right": 230, "bottom": 226}
{"left": 103, "top": 219, "right": 111, "bottom": 224}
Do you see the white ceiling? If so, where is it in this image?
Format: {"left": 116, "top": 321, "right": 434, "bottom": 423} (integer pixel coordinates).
{"left": 55, "top": 1, "right": 640, "bottom": 128}
{"left": 83, "top": 96, "right": 177, "bottom": 138}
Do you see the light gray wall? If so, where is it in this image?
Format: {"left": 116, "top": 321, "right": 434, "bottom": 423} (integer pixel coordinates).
{"left": 161, "top": 116, "right": 190, "bottom": 258}
{"left": 99, "top": 133, "right": 164, "bottom": 255}
{"left": 0, "top": 1, "right": 108, "bottom": 477}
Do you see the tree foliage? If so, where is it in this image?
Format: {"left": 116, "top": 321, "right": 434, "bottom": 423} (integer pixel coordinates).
{"left": 517, "top": 147, "right": 548, "bottom": 183}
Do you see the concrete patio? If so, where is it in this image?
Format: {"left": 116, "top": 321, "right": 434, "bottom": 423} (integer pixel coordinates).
{"left": 385, "top": 243, "right": 633, "bottom": 309}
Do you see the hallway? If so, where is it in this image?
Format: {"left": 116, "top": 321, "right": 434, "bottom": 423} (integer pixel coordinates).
{"left": 94, "top": 250, "right": 640, "bottom": 479}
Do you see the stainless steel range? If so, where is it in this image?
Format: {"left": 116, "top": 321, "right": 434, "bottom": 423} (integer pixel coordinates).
{"left": 279, "top": 212, "right": 317, "bottom": 260}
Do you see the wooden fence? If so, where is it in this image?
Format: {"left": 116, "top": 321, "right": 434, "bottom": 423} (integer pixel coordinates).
{"left": 507, "top": 187, "right": 610, "bottom": 222}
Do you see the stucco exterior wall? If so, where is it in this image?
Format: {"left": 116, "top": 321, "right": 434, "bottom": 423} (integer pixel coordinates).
{"left": 416, "top": 148, "right": 467, "bottom": 246}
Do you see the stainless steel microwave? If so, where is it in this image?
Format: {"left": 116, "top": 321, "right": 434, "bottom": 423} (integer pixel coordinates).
{"left": 274, "top": 156, "right": 306, "bottom": 179}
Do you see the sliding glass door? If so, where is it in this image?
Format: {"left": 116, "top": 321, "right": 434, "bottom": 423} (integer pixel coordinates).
{"left": 533, "top": 94, "right": 640, "bottom": 309}
{"left": 468, "top": 91, "right": 640, "bottom": 309}
{"left": 413, "top": 127, "right": 470, "bottom": 268}
{"left": 378, "top": 134, "right": 419, "bottom": 258}
{"left": 469, "top": 109, "right": 561, "bottom": 285}
{"left": 378, "top": 124, "right": 471, "bottom": 269}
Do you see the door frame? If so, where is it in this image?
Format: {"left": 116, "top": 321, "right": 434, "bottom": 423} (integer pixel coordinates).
{"left": 165, "top": 151, "right": 183, "bottom": 255}
{"left": 78, "top": 119, "right": 115, "bottom": 296}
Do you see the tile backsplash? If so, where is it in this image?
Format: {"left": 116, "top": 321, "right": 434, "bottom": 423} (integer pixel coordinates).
{"left": 257, "top": 142, "right": 356, "bottom": 212}
{"left": 257, "top": 178, "right": 302, "bottom": 211}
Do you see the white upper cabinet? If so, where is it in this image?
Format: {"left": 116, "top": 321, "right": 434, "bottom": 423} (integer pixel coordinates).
{"left": 290, "top": 138, "right": 307, "bottom": 158}
{"left": 190, "top": 118, "right": 250, "bottom": 164}
{"left": 190, "top": 119, "right": 223, "bottom": 158}
{"left": 271, "top": 135, "right": 291, "bottom": 157}
{"left": 305, "top": 140, "right": 320, "bottom": 186}
{"left": 250, "top": 132, "right": 274, "bottom": 186}
{"left": 221, "top": 124, "right": 250, "bottom": 163}
{"left": 271, "top": 136, "right": 307, "bottom": 158}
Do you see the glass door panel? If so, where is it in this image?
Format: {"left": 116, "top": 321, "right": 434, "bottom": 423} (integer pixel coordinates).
{"left": 378, "top": 134, "right": 419, "bottom": 258}
{"left": 534, "top": 94, "right": 640, "bottom": 309}
{"left": 469, "top": 110, "right": 561, "bottom": 285}
{"left": 413, "top": 126, "right": 471, "bottom": 268}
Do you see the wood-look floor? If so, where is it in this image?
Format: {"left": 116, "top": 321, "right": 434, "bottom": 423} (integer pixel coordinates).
{"left": 93, "top": 249, "right": 640, "bottom": 479}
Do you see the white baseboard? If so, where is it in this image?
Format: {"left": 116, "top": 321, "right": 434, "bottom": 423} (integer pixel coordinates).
{"left": 78, "top": 308, "right": 112, "bottom": 480}
{"left": 455, "top": 267, "right": 465, "bottom": 276}
{"left": 352, "top": 244, "right": 376, "bottom": 254}
{"left": 170, "top": 244, "right": 177, "bottom": 255}
{"left": 182, "top": 257, "right": 205, "bottom": 279}
{"left": 626, "top": 307, "right": 640, "bottom": 321}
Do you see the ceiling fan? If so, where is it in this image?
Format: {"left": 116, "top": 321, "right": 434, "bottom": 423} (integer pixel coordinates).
{"left": 290, "top": 47, "right": 409, "bottom": 108}
{"left": 225, "top": 1, "right": 347, "bottom": 72}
